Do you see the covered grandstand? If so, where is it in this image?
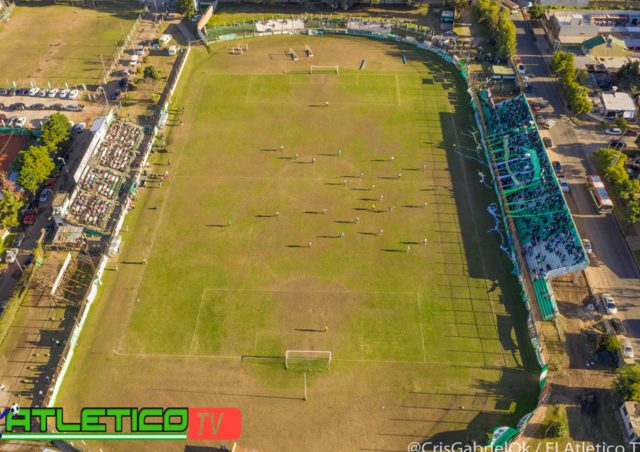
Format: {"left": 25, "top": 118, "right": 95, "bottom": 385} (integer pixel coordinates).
{"left": 479, "top": 91, "right": 588, "bottom": 319}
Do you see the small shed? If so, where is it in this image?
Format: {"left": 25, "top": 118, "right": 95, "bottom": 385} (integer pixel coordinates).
{"left": 491, "top": 65, "right": 516, "bottom": 80}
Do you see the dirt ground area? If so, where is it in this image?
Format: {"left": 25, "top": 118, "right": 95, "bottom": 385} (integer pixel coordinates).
{"left": 0, "top": 134, "right": 29, "bottom": 172}
{"left": 518, "top": 272, "right": 624, "bottom": 445}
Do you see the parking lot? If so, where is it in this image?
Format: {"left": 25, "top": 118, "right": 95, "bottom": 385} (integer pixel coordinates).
{"left": 0, "top": 90, "right": 104, "bottom": 130}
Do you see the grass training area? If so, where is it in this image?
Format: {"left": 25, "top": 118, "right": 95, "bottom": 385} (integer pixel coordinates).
{"left": 0, "top": 1, "right": 139, "bottom": 86}
{"left": 57, "top": 35, "right": 538, "bottom": 451}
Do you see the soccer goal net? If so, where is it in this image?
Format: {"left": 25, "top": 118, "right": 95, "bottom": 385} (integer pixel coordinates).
{"left": 285, "top": 350, "right": 332, "bottom": 372}
{"left": 309, "top": 65, "right": 339, "bottom": 75}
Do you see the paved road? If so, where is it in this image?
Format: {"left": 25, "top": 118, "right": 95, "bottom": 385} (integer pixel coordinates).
{"left": 512, "top": 13, "right": 640, "bottom": 348}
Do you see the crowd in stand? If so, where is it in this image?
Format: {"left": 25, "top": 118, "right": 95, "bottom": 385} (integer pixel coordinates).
{"left": 80, "top": 168, "right": 123, "bottom": 200}
{"left": 66, "top": 120, "right": 144, "bottom": 231}
{"left": 479, "top": 92, "right": 586, "bottom": 277}
{"left": 347, "top": 20, "right": 393, "bottom": 35}
{"left": 68, "top": 191, "right": 115, "bottom": 231}
{"left": 98, "top": 120, "right": 143, "bottom": 173}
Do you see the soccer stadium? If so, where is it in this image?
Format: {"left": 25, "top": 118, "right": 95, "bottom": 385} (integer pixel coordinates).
{"left": 37, "top": 18, "right": 588, "bottom": 452}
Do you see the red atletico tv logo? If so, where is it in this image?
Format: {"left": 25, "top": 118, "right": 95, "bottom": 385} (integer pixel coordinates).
{"left": 187, "top": 408, "right": 241, "bottom": 440}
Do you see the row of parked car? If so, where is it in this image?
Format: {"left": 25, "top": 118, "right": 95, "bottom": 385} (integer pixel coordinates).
{"left": 0, "top": 87, "right": 80, "bottom": 100}
{"left": 0, "top": 102, "right": 85, "bottom": 112}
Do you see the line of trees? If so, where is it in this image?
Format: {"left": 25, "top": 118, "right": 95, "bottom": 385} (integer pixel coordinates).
{"left": 551, "top": 51, "right": 592, "bottom": 115}
{"left": 594, "top": 148, "right": 640, "bottom": 223}
{"left": 474, "top": 0, "right": 516, "bottom": 60}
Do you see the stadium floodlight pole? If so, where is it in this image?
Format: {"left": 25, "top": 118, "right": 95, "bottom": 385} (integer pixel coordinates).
{"left": 100, "top": 86, "right": 110, "bottom": 107}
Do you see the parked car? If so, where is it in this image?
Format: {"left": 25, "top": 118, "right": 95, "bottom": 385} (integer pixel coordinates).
{"left": 130, "top": 55, "right": 139, "bottom": 66}
{"left": 30, "top": 103, "right": 45, "bottom": 110}
{"left": 12, "top": 233, "right": 25, "bottom": 248}
{"left": 6, "top": 116, "right": 17, "bottom": 127}
{"left": 28, "top": 87, "right": 40, "bottom": 96}
{"left": 543, "top": 119, "right": 556, "bottom": 129}
{"left": 536, "top": 114, "right": 545, "bottom": 124}
{"left": 38, "top": 188, "right": 52, "bottom": 204}
{"left": 58, "top": 89, "right": 70, "bottom": 99}
{"left": 48, "top": 88, "right": 59, "bottom": 98}
{"left": 73, "top": 123, "right": 86, "bottom": 133}
{"left": 119, "top": 77, "right": 129, "bottom": 88}
{"left": 37, "top": 89, "right": 48, "bottom": 97}
{"left": 602, "top": 293, "right": 618, "bottom": 315}
{"left": 609, "top": 139, "right": 626, "bottom": 149}
{"left": 9, "top": 102, "right": 26, "bottom": 111}
{"left": 50, "top": 103, "right": 64, "bottom": 111}
{"left": 517, "top": 63, "right": 525, "bottom": 74}
{"left": 22, "top": 210, "right": 37, "bottom": 225}
{"left": 65, "top": 104, "right": 85, "bottom": 112}
{"left": 0, "top": 88, "right": 9, "bottom": 96}
{"left": 530, "top": 102, "right": 541, "bottom": 112}
{"left": 622, "top": 339, "right": 634, "bottom": 359}
{"left": 111, "top": 90, "right": 122, "bottom": 101}
{"left": 559, "top": 177, "right": 570, "bottom": 193}
{"left": 611, "top": 318, "right": 627, "bottom": 335}
{"left": 4, "top": 248, "right": 18, "bottom": 264}
{"left": 14, "top": 117, "right": 27, "bottom": 128}
{"left": 68, "top": 89, "right": 80, "bottom": 100}
{"left": 543, "top": 136, "right": 553, "bottom": 148}
{"left": 582, "top": 239, "right": 593, "bottom": 254}
{"left": 553, "top": 161, "right": 563, "bottom": 174}
{"left": 605, "top": 128, "right": 622, "bottom": 135}
{"left": 0, "top": 113, "right": 6, "bottom": 126}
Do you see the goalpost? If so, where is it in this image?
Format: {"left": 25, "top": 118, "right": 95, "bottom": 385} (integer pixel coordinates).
{"left": 309, "top": 65, "right": 339, "bottom": 75}
{"left": 285, "top": 350, "right": 332, "bottom": 371}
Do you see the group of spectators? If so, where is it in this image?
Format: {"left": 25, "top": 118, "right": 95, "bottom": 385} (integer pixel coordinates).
{"left": 479, "top": 92, "right": 586, "bottom": 277}
{"left": 66, "top": 120, "right": 144, "bottom": 231}
{"left": 98, "top": 120, "right": 143, "bottom": 173}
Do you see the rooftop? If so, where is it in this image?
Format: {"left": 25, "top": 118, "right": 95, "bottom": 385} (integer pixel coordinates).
{"left": 601, "top": 91, "right": 636, "bottom": 112}
{"left": 624, "top": 401, "right": 640, "bottom": 436}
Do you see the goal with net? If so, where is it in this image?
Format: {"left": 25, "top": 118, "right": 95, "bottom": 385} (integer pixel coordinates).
{"left": 285, "top": 350, "right": 332, "bottom": 372}
{"left": 309, "top": 65, "right": 339, "bottom": 75}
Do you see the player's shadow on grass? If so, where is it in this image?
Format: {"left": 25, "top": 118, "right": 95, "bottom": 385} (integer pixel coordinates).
{"left": 334, "top": 220, "right": 356, "bottom": 224}
{"left": 205, "top": 224, "right": 229, "bottom": 228}
{"left": 293, "top": 328, "right": 325, "bottom": 333}
{"left": 381, "top": 248, "right": 405, "bottom": 253}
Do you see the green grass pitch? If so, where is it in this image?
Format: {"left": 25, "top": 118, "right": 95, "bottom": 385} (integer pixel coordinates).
{"left": 57, "top": 35, "right": 538, "bottom": 451}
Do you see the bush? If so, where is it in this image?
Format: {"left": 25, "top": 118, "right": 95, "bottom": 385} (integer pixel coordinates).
{"left": 615, "top": 364, "right": 640, "bottom": 401}
{"left": 546, "top": 420, "right": 567, "bottom": 438}
{"left": 601, "top": 334, "right": 620, "bottom": 353}
{"left": 143, "top": 65, "right": 160, "bottom": 81}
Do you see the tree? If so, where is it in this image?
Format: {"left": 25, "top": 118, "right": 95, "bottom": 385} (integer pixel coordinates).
{"left": 615, "top": 364, "right": 640, "bottom": 401}
{"left": 617, "top": 61, "right": 640, "bottom": 92}
{"left": 601, "top": 335, "right": 620, "bottom": 353}
{"left": 616, "top": 117, "right": 629, "bottom": 132}
{"left": 40, "top": 113, "right": 70, "bottom": 152}
{"left": 176, "top": 0, "right": 196, "bottom": 18}
{"left": 143, "top": 65, "right": 160, "bottom": 80}
{"left": 473, "top": 0, "right": 516, "bottom": 59}
{"left": 17, "top": 145, "right": 55, "bottom": 194}
{"left": 545, "top": 420, "right": 567, "bottom": 438}
{"left": 0, "top": 190, "right": 23, "bottom": 230}
{"left": 528, "top": 4, "right": 545, "bottom": 20}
